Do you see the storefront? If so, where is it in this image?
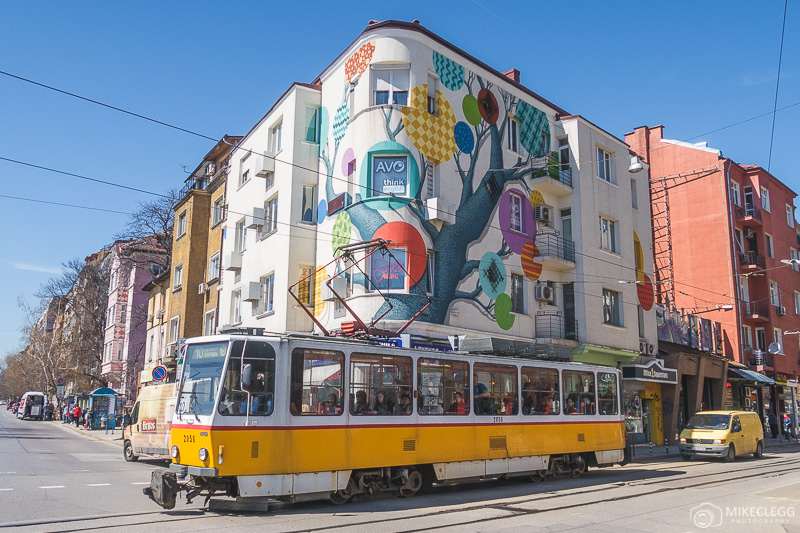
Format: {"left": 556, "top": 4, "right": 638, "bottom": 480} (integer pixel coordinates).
{"left": 621, "top": 358, "right": 677, "bottom": 444}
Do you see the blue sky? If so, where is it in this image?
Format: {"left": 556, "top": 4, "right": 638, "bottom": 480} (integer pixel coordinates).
{"left": 0, "top": 1, "right": 797, "bottom": 357}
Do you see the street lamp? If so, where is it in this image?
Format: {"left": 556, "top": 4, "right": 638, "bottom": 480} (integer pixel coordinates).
{"left": 781, "top": 259, "right": 800, "bottom": 267}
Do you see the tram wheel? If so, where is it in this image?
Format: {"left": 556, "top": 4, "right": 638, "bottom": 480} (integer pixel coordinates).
{"left": 529, "top": 471, "right": 546, "bottom": 482}
{"left": 570, "top": 456, "right": 586, "bottom": 478}
{"left": 329, "top": 478, "right": 355, "bottom": 505}
{"left": 399, "top": 468, "right": 423, "bottom": 498}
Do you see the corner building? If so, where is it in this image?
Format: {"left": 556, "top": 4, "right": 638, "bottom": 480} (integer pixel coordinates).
{"left": 221, "top": 21, "right": 656, "bottom": 381}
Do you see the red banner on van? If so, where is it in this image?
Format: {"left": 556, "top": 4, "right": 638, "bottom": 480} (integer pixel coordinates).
{"left": 141, "top": 419, "right": 157, "bottom": 432}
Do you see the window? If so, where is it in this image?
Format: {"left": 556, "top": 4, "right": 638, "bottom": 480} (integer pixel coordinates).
{"left": 425, "top": 250, "right": 435, "bottom": 295}
{"left": 730, "top": 182, "right": 741, "bottom": 206}
{"left": 742, "top": 325, "right": 752, "bottom": 349}
{"left": 218, "top": 340, "right": 276, "bottom": 416}
{"left": 264, "top": 196, "right": 278, "bottom": 234}
{"left": 774, "top": 328, "right": 783, "bottom": 353}
{"left": 473, "top": 363, "right": 518, "bottom": 416}
{"left": 766, "top": 234, "right": 774, "bottom": 258}
{"left": 265, "top": 171, "right": 274, "bottom": 191}
{"left": 168, "top": 316, "right": 179, "bottom": 344}
{"left": 756, "top": 328, "right": 766, "bottom": 352}
{"left": 427, "top": 74, "right": 437, "bottom": 115}
{"left": 599, "top": 216, "right": 618, "bottom": 253}
{"left": 304, "top": 107, "right": 320, "bottom": 143}
{"left": 370, "top": 248, "right": 406, "bottom": 291}
{"left": 204, "top": 310, "right": 216, "bottom": 336}
{"left": 259, "top": 274, "right": 275, "bottom": 315}
{"left": 173, "top": 263, "right": 183, "bottom": 290}
{"left": 372, "top": 67, "right": 409, "bottom": 106}
{"left": 208, "top": 252, "right": 220, "bottom": 281}
{"left": 301, "top": 185, "right": 315, "bottom": 223}
{"left": 770, "top": 280, "right": 779, "bottom": 306}
{"left": 597, "top": 147, "right": 613, "bottom": 183}
{"left": 521, "top": 367, "right": 560, "bottom": 415}
{"left": 562, "top": 370, "right": 596, "bottom": 415}
{"left": 631, "top": 179, "right": 638, "bottom": 209}
{"left": 558, "top": 138, "right": 570, "bottom": 171}
{"left": 603, "top": 289, "right": 622, "bottom": 327}
{"left": 761, "top": 186, "right": 770, "bottom": 212}
{"left": 239, "top": 153, "right": 250, "bottom": 187}
{"left": 788, "top": 205, "right": 795, "bottom": 227}
{"left": 509, "top": 192, "right": 525, "bottom": 233}
{"left": 177, "top": 210, "right": 187, "bottom": 237}
{"left": 791, "top": 248, "right": 799, "bottom": 272}
{"left": 234, "top": 219, "right": 246, "bottom": 252}
{"left": 269, "top": 121, "right": 282, "bottom": 154}
{"left": 638, "top": 305, "right": 645, "bottom": 338}
{"left": 350, "top": 353, "right": 413, "bottom": 415}
{"left": 212, "top": 197, "right": 225, "bottom": 226}
{"left": 795, "top": 291, "right": 800, "bottom": 314}
{"left": 510, "top": 273, "right": 525, "bottom": 314}
{"left": 597, "top": 372, "right": 619, "bottom": 415}
{"left": 290, "top": 348, "right": 344, "bottom": 415}
{"left": 507, "top": 118, "right": 520, "bottom": 153}
{"left": 298, "top": 267, "right": 313, "bottom": 305}
{"left": 417, "top": 357, "right": 469, "bottom": 415}
{"left": 372, "top": 154, "right": 409, "bottom": 197}
{"left": 231, "top": 290, "right": 242, "bottom": 324}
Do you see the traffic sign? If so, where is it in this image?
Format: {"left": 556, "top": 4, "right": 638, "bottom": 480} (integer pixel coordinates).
{"left": 152, "top": 365, "right": 167, "bottom": 381}
{"left": 56, "top": 377, "right": 64, "bottom": 385}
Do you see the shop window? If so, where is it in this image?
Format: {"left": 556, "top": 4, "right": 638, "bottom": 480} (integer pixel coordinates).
{"left": 349, "top": 353, "right": 412, "bottom": 415}
{"left": 290, "top": 348, "right": 344, "bottom": 416}
{"left": 417, "top": 357, "right": 469, "bottom": 415}
{"left": 218, "top": 340, "right": 276, "bottom": 416}
{"left": 521, "top": 367, "right": 560, "bottom": 415}
{"left": 597, "top": 372, "right": 618, "bottom": 415}
{"left": 473, "top": 362, "right": 518, "bottom": 416}
{"left": 562, "top": 370, "right": 595, "bottom": 415}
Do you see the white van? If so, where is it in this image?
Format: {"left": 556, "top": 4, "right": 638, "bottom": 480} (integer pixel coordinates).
{"left": 17, "top": 392, "right": 46, "bottom": 420}
{"left": 123, "top": 383, "right": 177, "bottom": 461}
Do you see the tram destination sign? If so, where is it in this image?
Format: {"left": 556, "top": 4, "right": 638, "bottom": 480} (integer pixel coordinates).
{"left": 621, "top": 359, "right": 677, "bottom": 384}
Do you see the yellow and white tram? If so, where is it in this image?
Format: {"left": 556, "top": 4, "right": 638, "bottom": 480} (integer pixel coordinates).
{"left": 144, "top": 332, "right": 630, "bottom": 509}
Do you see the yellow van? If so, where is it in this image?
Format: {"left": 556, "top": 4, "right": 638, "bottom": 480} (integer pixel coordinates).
{"left": 123, "top": 383, "right": 177, "bottom": 462}
{"left": 679, "top": 410, "right": 764, "bottom": 462}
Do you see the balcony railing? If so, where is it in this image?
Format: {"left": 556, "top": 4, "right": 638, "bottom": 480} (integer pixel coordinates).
{"left": 535, "top": 311, "right": 578, "bottom": 341}
{"left": 736, "top": 205, "right": 762, "bottom": 222}
{"left": 747, "top": 349, "right": 772, "bottom": 368}
{"left": 530, "top": 155, "right": 573, "bottom": 188}
{"left": 740, "top": 300, "right": 769, "bottom": 318}
{"left": 739, "top": 251, "right": 765, "bottom": 269}
{"left": 535, "top": 233, "right": 576, "bottom": 262}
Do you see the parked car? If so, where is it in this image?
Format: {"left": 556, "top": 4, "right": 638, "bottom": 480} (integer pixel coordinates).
{"left": 679, "top": 410, "right": 764, "bottom": 462}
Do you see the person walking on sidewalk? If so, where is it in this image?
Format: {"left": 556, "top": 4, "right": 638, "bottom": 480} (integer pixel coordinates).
{"left": 73, "top": 405, "right": 82, "bottom": 428}
{"left": 768, "top": 411, "right": 779, "bottom": 438}
{"left": 85, "top": 407, "right": 93, "bottom": 430}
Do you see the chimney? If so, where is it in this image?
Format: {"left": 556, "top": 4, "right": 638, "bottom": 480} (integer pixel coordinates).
{"left": 502, "top": 68, "right": 520, "bottom": 83}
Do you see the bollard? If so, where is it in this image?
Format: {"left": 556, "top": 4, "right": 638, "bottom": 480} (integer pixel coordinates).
{"left": 649, "top": 441, "right": 652, "bottom": 455}
{"left": 665, "top": 437, "right": 669, "bottom": 454}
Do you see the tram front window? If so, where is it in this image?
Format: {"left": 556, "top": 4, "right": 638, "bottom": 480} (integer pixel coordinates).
{"left": 177, "top": 342, "right": 228, "bottom": 417}
{"left": 219, "top": 340, "right": 276, "bottom": 416}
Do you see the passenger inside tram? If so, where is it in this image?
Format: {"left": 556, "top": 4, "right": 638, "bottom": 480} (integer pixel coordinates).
{"left": 353, "top": 390, "right": 369, "bottom": 414}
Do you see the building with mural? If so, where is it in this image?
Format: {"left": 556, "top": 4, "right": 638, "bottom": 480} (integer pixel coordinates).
{"left": 219, "top": 20, "right": 656, "bottom": 398}
{"left": 627, "top": 125, "right": 799, "bottom": 442}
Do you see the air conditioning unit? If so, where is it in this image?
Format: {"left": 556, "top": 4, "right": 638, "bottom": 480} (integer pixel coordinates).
{"left": 246, "top": 207, "right": 266, "bottom": 229}
{"left": 198, "top": 283, "right": 208, "bottom": 294}
{"left": 255, "top": 152, "right": 275, "bottom": 177}
{"left": 224, "top": 251, "right": 242, "bottom": 271}
{"left": 639, "top": 340, "right": 648, "bottom": 354}
{"left": 322, "top": 276, "right": 348, "bottom": 301}
{"left": 534, "top": 285, "right": 554, "bottom": 302}
{"left": 534, "top": 205, "right": 551, "bottom": 223}
{"left": 648, "top": 343, "right": 656, "bottom": 355}
{"left": 744, "top": 227, "right": 755, "bottom": 239}
{"left": 777, "top": 305, "right": 787, "bottom": 316}
{"left": 242, "top": 281, "right": 261, "bottom": 301}
{"left": 155, "top": 310, "right": 165, "bottom": 319}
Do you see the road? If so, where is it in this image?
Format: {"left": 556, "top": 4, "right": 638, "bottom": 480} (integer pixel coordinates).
{"left": 2, "top": 407, "right": 799, "bottom": 532}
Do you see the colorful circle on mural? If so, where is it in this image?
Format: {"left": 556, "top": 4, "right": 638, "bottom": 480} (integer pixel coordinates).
{"left": 402, "top": 85, "right": 456, "bottom": 165}
{"left": 331, "top": 211, "right": 351, "bottom": 257}
{"left": 312, "top": 266, "right": 328, "bottom": 317}
{"left": 432, "top": 50, "right": 465, "bottom": 91}
{"left": 344, "top": 40, "right": 375, "bottom": 82}
{"left": 317, "top": 200, "right": 328, "bottom": 224}
{"left": 495, "top": 293, "right": 515, "bottom": 330}
{"left": 498, "top": 189, "right": 537, "bottom": 254}
{"left": 453, "top": 121, "right": 474, "bottom": 154}
{"left": 333, "top": 100, "right": 349, "bottom": 142}
{"left": 359, "top": 140, "right": 420, "bottom": 211}
{"left": 637, "top": 273, "right": 655, "bottom": 311}
{"left": 479, "top": 251, "right": 507, "bottom": 300}
{"left": 529, "top": 190, "right": 544, "bottom": 208}
{"left": 371, "top": 221, "right": 427, "bottom": 287}
{"left": 342, "top": 147, "right": 356, "bottom": 176}
{"left": 318, "top": 106, "right": 330, "bottom": 144}
{"left": 477, "top": 88, "right": 499, "bottom": 125}
{"left": 462, "top": 94, "right": 482, "bottom": 126}
{"left": 520, "top": 242, "right": 543, "bottom": 281}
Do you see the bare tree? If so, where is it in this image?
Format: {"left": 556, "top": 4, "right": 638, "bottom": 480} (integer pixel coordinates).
{"left": 115, "top": 189, "right": 179, "bottom": 264}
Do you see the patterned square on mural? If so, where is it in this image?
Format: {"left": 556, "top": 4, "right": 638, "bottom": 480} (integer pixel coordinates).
{"left": 484, "top": 259, "right": 504, "bottom": 292}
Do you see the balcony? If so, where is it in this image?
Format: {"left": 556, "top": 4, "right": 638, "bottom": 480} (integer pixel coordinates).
{"left": 747, "top": 349, "right": 772, "bottom": 370}
{"left": 738, "top": 251, "right": 765, "bottom": 270}
{"left": 740, "top": 300, "right": 770, "bottom": 322}
{"left": 529, "top": 155, "right": 572, "bottom": 197}
{"left": 535, "top": 310, "right": 578, "bottom": 343}
{"left": 534, "top": 233, "right": 575, "bottom": 270}
{"left": 735, "top": 205, "right": 762, "bottom": 224}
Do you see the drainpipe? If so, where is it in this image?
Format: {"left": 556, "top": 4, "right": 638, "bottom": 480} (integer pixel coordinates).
{"left": 726, "top": 160, "right": 743, "bottom": 364}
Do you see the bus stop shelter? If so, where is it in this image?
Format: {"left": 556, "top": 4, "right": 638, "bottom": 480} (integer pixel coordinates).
{"left": 88, "top": 387, "right": 118, "bottom": 430}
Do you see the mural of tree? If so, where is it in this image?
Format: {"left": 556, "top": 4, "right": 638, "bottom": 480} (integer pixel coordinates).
{"left": 321, "top": 46, "right": 551, "bottom": 331}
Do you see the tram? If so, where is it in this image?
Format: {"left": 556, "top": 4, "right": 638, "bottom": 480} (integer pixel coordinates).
{"left": 144, "top": 331, "right": 630, "bottom": 509}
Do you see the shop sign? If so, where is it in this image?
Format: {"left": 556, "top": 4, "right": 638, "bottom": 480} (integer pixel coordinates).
{"left": 373, "top": 155, "right": 408, "bottom": 195}
{"left": 622, "top": 359, "right": 677, "bottom": 384}
{"left": 141, "top": 419, "right": 157, "bottom": 432}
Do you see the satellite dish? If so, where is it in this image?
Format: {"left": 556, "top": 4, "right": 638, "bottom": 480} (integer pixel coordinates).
{"left": 768, "top": 342, "right": 782, "bottom": 355}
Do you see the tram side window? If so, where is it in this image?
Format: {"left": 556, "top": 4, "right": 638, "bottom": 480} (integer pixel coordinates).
{"left": 350, "top": 353, "right": 412, "bottom": 415}
{"left": 562, "top": 370, "right": 596, "bottom": 415}
{"left": 474, "top": 363, "right": 518, "bottom": 415}
{"left": 290, "top": 348, "right": 344, "bottom": 416}
{"left": 417, "top": 358, "right": 469, "bottom": 415}
{"left": 521, "top": 367, "right": 560, "bottom": 415}
{"left": 597, "top": 372, "right": 618, "bottom": 415}
{"left": 218, "top": 341, "right": 276, "bottom": 416}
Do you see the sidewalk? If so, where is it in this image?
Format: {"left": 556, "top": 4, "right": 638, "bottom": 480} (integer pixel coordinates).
{"left": 631, "top": 436, "right": 800, "bottom": 463}
{"left": 52, "top": 418, "right": 125, "bottom": 448}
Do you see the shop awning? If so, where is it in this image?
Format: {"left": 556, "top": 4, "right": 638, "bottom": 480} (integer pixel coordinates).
{"left": 727, "top": 368, "right": 775, "bottom": 384}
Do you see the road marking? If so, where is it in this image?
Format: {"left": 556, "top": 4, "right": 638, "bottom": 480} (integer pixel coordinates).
{"left": 73, "top": 469, "right": 91, "bottom": 472}
{"left": 87, "top": 483, "right": 111, "bottom": 487}
{"left": 40, "top": 485, "right": 65, "bottom": 489}
{"left": 0, "top": 488, "right": 13, "bottom": 491}
{"left": 132, "top": 482, "right": 150, "bottom": 485}
{"left": 5, "top": 471, "right": 16, "bottom": 474}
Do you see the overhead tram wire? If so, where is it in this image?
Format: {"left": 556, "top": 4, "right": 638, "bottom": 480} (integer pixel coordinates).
{"left": 768, "top": 0, "right": 789, "bottom": 172}
{"left": 0, "top": 193, "right": 131, "bottom": 215}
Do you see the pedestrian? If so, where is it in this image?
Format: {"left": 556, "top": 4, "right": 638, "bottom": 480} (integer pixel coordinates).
{"left": 73, "top": 404, "right": 82, "bottom": 428}
{"left": 768, "top": 411, "right": 778, "bottom": 438}
{"left": 85, "top": 407, "right": 93, "bottom": 430}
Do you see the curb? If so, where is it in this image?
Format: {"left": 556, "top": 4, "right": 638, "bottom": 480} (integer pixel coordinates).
{"left": 51, "top": 419, "right": 125, "bottom": 447}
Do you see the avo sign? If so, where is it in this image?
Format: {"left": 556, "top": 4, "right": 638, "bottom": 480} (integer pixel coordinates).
{"left": 373, "top": 156, "right": 408, "bottom": 195}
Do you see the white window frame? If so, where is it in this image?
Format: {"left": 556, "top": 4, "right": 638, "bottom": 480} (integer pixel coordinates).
{"left": 631, "top": 179, "right": 638, "bottom": 209}
{"left": 599, "top": 215, "right": 618, "bottom": 254}
{"left": 509, "top": 191, "right": 525, "bottom": 233}
{"left": 597, "top": 147, "right": 613, "bottom": 184}
{"left": 173, "top": 263, "right": 183, "bottom": 291}
{"left": 235, "top": 219, "right": 247, "bottom": 252}
{"left": 208, "top": 252, "right": 220, "bottom": 281}
{"left": 507, "top": 118, "right": 521, "bottom": 154}
{"left": 177, "top": 210, "right": 187, "bottom": 237}
{"left": 558, "top": 137, "right": 570, "bottom": 170}
{"left": 730, "top": 181, "right": 741, "bottom": 206}
{"left": 264, "top": 196, "right": 278, "bottom": 235}
{"left": 168, "top": 316, "right": 180, "bottom": 344}
{"left": 761, "top": 186, "right": 770, "bottom": 212}
{"left": 259, "top": 273, "right": 275, "bottom": 315}
{"left": 269, "top": 121, "right": 283, "bottom": 154}
{"left": 232, "top": 290, "right": 242, "bottom": 324}
{"left": 774, "top": 328, "right": 783, "bottom": 353}
{"left": 371, "top": 65, "right": 410, "bottom": 106}
{"left": 769, "top": 280, "right": 779, "bottom": 306}
{"left": 304, "top": 107, "right": 320, "bottom": 143}
{"left": 427, "top": 74, "right": 437, "bottom": 115}
{"left": 204, "top": 309, "right": 216, "bottom": 336}
{"left": 301, "top": 185, "right": 315, "bottom": 224}
{"left": 791, "top": 248, "right": 799, "bottom": 272}
{"left": 794, "top": 291, "right": 800, "bottom": 314}
{"left": 742, "top": 325, "right": 752, "bottom": 349}
{"left": 766, "top": 233, "right": 774, "bottom": 258}
{"left": 787, "top": 204, "right": 794, "bottom": 227}
{"left": 239, "top": 153, "right": 250, "bottom": 187}
{"left": 510, "top": 273, "right": 526, "bottom": 314}
{"left": 603, "top": 289, "right": 623, "bottom": 327}
{"left": 212, "top": 196, "right": 225, "bottom": 226}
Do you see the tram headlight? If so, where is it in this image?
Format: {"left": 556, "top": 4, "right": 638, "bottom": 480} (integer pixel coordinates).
{"left": 679, "top": 438, "right": 686, "bottom": 443}
{"left": 199, "top": 447, "right": 209, "bottom": 462}
{"left": 171, "top": 445, "right": 179, "bottom": 459}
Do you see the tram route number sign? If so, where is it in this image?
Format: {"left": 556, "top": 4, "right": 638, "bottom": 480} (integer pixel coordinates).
{"left": 152, "top": 366, "right": 167, "bottom": 382}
